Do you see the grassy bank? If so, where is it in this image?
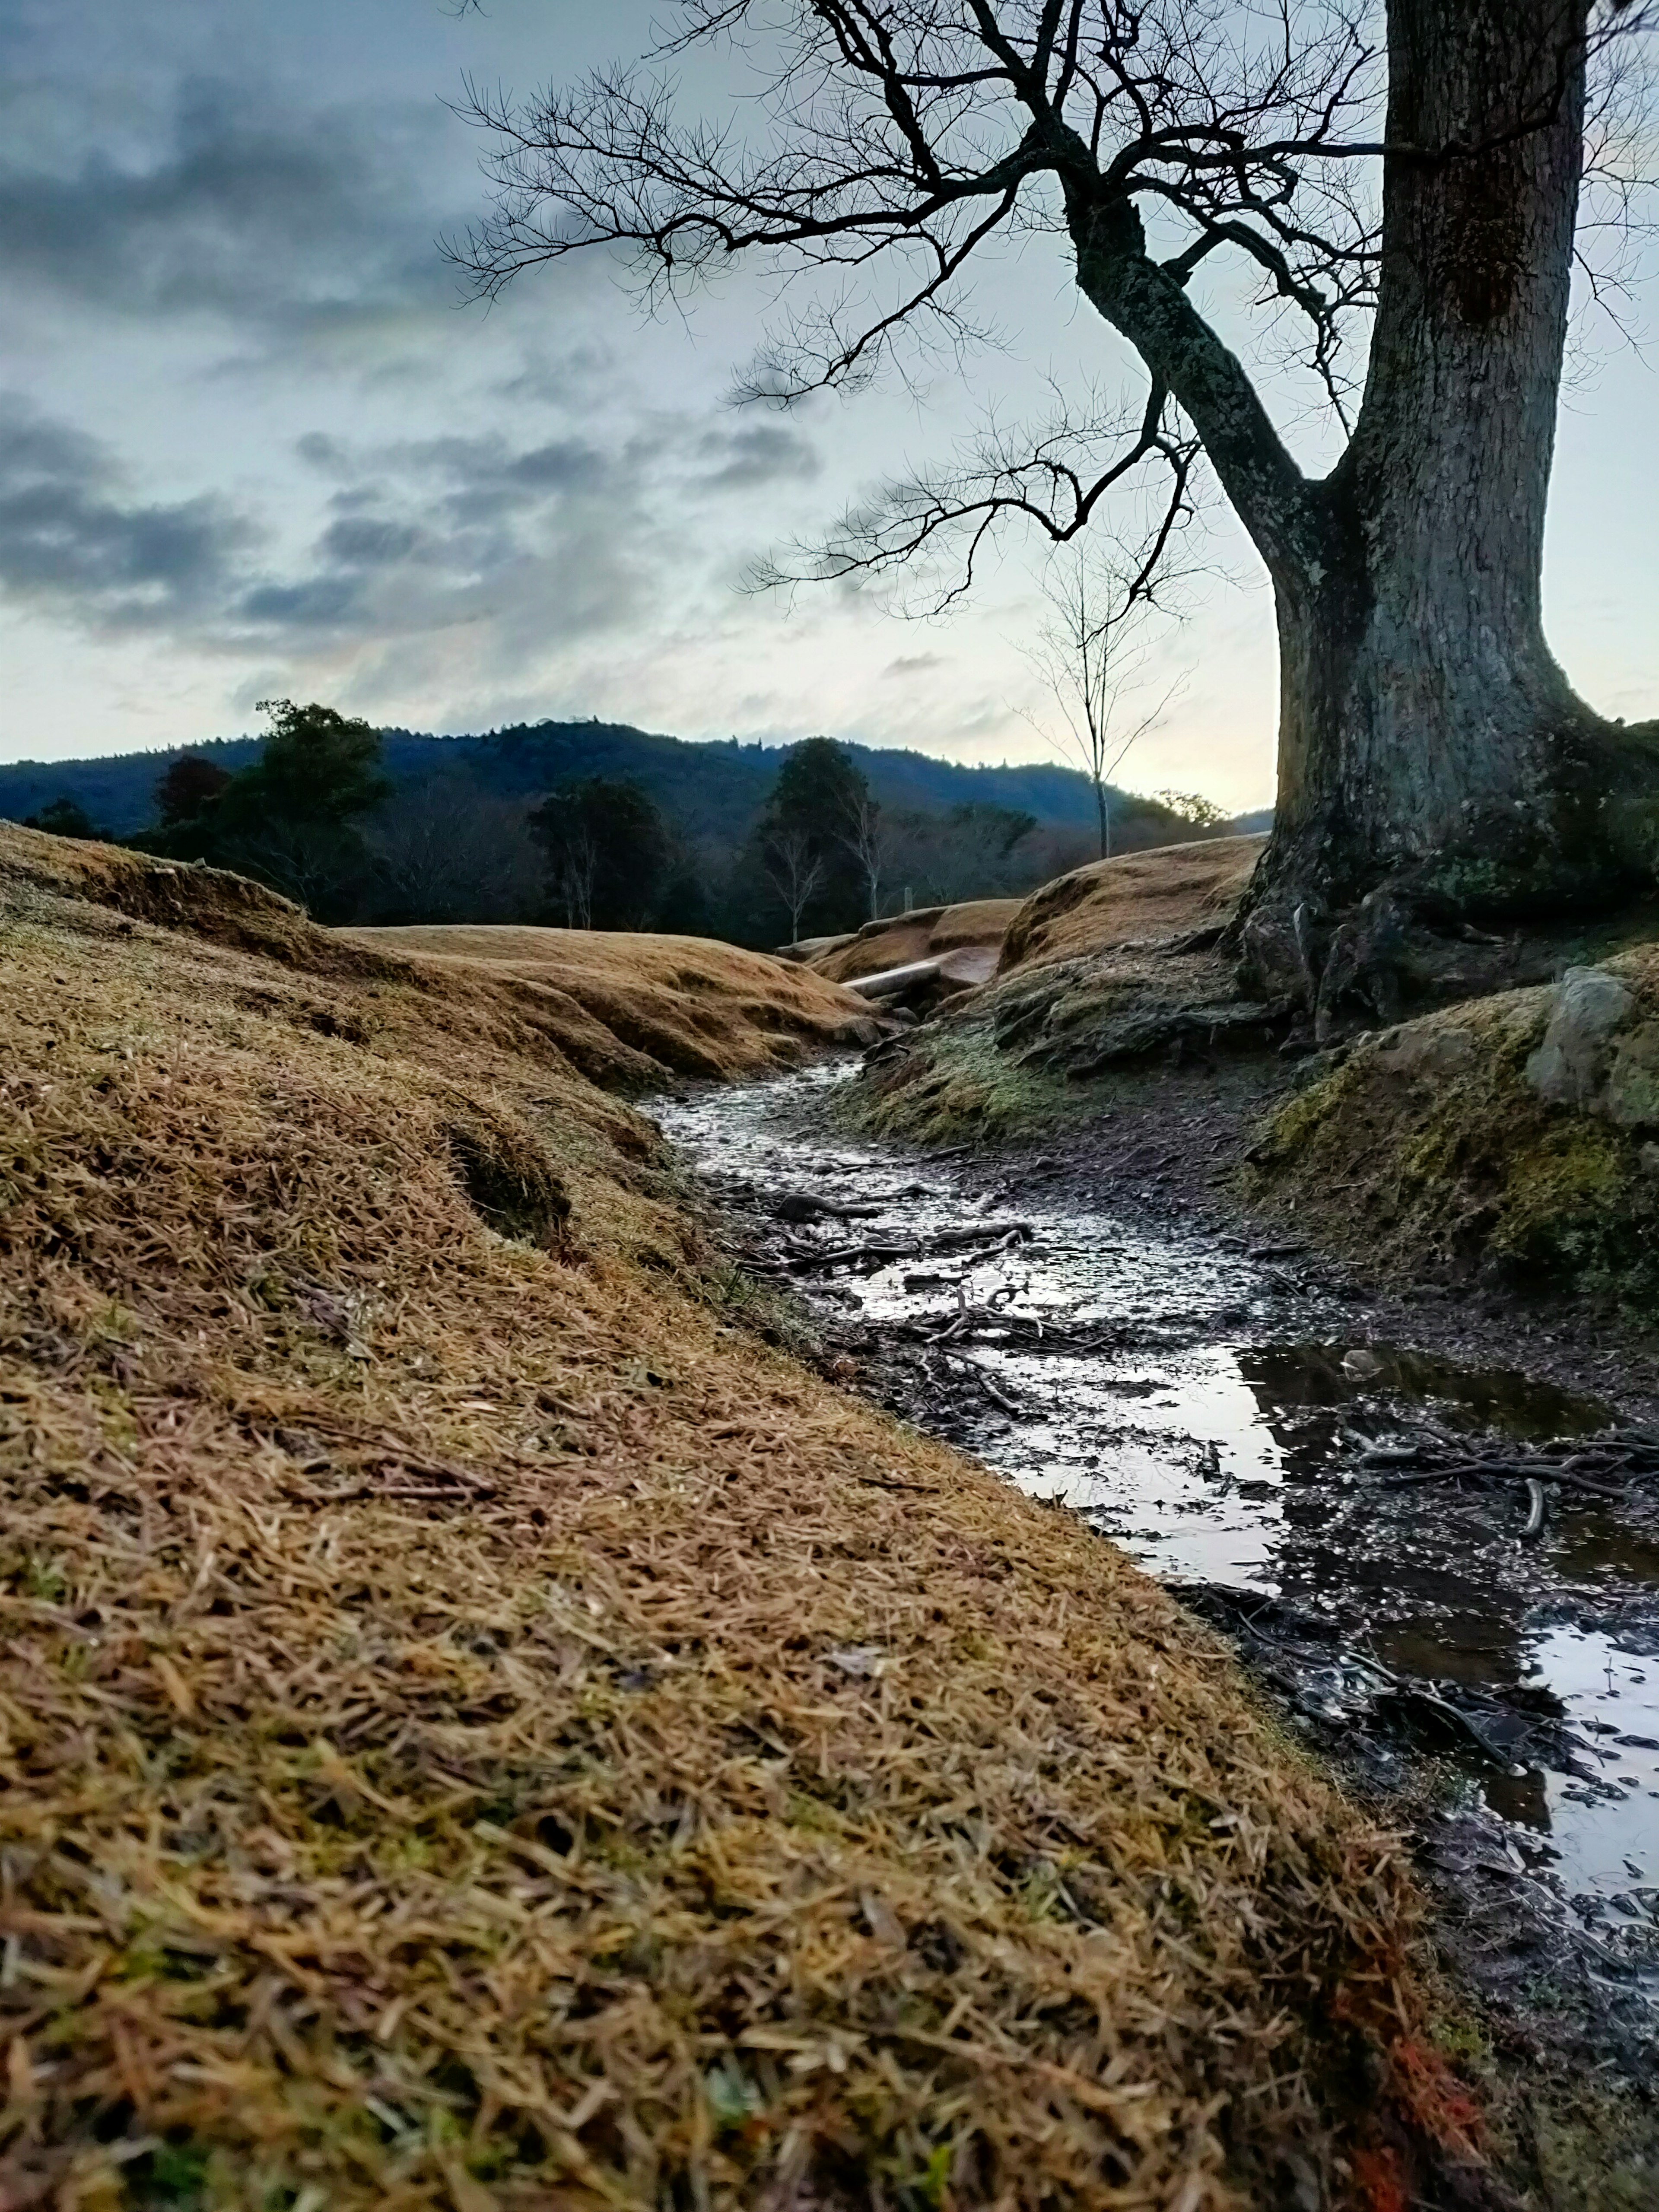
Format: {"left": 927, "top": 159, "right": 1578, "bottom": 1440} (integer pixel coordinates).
{"left": 846, "top": 1019, "right": 1083, "bottom": 1149}
{"left": 0, "top": 828, "right": 1483, "bottom": 2209}
{"left": 838, "top": 841, "right": 1272, "bottom": 1150}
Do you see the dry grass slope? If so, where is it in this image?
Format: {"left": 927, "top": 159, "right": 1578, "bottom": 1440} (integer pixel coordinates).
{"left": 998, "top": 840, "right": 1266, "bottom": 978}
{"left": 0, "top": 830, "right": 1479, "bottom": 2209}
{"left": 346, "top": 925, "right": 880, "bottom": 1084}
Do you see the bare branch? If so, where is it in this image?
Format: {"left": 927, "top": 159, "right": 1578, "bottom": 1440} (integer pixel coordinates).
{"left": 751, "top": 378, "right": 1201, "bottom": 615}
{"left": 450, "top": 0, "right": 1656, "bottom": 601}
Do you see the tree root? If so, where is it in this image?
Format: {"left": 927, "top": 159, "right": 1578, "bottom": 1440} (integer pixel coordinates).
{"left": 1237, "top": 880, "right": 1579, "bottom": 1042}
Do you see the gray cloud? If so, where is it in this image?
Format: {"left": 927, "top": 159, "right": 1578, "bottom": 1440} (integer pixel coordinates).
{"left": 264, "top": 414, "right": 823, "bottom": 637}
{"left": 0, "top": 77, "right": 458, "bottom": 346}
{"left": 0, "top": 395, "right": 662, "bottom": 654}
{"left": 238, "top": 574, "right": 365, "bottom": 628}
{"left": 0, "top": 395, "right": 257, "bottom": 630}
{"left": 693, "top": 422, "right": 821, "bottom": 492}
{"left": 318, "top": 515, "right": 427, "bottom": 568}
{"left": 222, "top": 421, "right": 668, "bottom": 647}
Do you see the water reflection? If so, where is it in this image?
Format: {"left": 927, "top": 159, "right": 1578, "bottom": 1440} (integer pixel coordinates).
{"left": 660, "top": 1066, "right": 1659, "bottom": 1903}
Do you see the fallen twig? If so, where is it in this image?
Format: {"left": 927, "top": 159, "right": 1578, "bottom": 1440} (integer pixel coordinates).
{"left": 1522, "top": 1477, "right": 1547, "bottom": 1540}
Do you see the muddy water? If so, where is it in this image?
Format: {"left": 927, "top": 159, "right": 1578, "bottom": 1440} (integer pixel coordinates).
{"left": 659, "top": 1065, "right": 1659, "bottom": 1965}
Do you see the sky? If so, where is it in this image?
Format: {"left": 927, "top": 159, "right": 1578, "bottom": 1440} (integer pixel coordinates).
{"left": 1, "top": 0, "right": 1656, "bottom": 815}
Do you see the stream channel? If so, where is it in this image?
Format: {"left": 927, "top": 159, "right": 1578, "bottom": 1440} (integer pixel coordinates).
{"left": 660, "top": 1060, "right": 1659, "bottom": 2056}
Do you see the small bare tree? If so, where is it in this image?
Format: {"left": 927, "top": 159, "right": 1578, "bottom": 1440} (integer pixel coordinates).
{"left": 764, "top": 828, "right": 826, "bottom": 941}
{"left": 840, "top": 793, "right": 897, "bottom": 922}
{"left": 369, "top": 778, "right": 543, "bottom": 922}
{"left": 1018, "top": 554, "right": 1182, "bottom": 863}
{"left": 550, "top": 827, "right": 599, "bottom": 931}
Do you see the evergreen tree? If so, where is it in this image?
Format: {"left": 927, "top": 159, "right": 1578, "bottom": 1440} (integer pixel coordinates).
{"left": 753, "top": 737, "right": 870, "bottom": 936}
{"left": 154, "top": 754, "right": 234, "bottom": 828}
{"left": 528, "top": 776, "right": 671, "bottom": 929}
{"left": 22, "top": 798, "right": 100, "bottom": 841}
{"left": 139, "top": 700, "right": 390, "bottom": 921}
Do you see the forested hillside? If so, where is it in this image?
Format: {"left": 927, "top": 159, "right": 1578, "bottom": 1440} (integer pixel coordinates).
{"left": 0, "top": 717, "right": 1247, "bottom": 843}
{"left": 1, "top": 716, "right": 1258, "bottom": 944}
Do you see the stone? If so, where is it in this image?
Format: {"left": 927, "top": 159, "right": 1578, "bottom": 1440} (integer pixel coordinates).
{"left": 1372, "top": 1021, "right": 1478, "bottom": 1080}
{"left": 1523, "top": 967, "right": 1636, "bottom": 1110}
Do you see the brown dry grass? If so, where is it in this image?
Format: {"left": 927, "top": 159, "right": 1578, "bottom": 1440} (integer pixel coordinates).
{"left": 997, "top": 842, "right": 1265, "bottom": 977}
{"left": 0, "top": 830, "right": 1471, "bottom": 2210}
{"left": 341, "top": 925, "right": 882, "bottom": 1084}
{"left": 810, "top": 903, "right": 1022, "bottom": 986}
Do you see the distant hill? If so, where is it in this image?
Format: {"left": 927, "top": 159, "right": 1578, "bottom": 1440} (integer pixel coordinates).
{"left": 0, "top": 736, "right": 264, "bottom": 838}
{"left": 0, "top": 718, "right": 1254, "bottom": 842}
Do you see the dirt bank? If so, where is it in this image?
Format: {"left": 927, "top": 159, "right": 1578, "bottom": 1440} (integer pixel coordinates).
{"left": 0, "top": 830, "right": 1475, "bottom": 2209}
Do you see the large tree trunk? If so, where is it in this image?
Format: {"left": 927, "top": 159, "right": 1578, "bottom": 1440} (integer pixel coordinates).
{"left": 1071, "top": 0, "right": 1659, "bottom": 1013}
{"left": 1239, "top": 0, "right": 1659, "bottom": 995}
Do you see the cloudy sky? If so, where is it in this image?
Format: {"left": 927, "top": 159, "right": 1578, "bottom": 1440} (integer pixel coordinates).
{"left": 1, "top": 0, "right": 1656, "bottom": 812}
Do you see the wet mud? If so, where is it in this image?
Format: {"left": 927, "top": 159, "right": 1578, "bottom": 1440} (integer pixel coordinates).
{"left": 658, "top": 1062, "right": 1659, "bottom": 2087}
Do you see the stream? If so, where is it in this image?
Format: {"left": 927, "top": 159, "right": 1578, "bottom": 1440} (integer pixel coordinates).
{"left": 659, "top": 1061, "right": 1659, "bottom": 2046}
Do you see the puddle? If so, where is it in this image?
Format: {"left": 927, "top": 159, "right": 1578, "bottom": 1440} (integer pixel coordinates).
{"left": 660, "top": 1066, "right": 1659, "bottom": 1934}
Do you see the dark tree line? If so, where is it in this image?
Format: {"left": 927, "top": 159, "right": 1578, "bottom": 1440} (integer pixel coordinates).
{"left": 20, "top": 702, "right": 1234, "bottom": 938}
{"left": 513, "top": 738, "right": 1058, "bottom": 941}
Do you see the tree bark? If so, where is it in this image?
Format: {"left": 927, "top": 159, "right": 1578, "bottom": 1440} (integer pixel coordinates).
{"left": 1073, "top": 0, "right": 1659, "bottom": 1002}
{"left": 1255, "top": 0, "right": 1656, "bottom": 938}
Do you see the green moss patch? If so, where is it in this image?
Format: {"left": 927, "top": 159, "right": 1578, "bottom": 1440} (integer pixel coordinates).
{"left": 842, "top": 1021, "right": 1082, "bottom": 1147}
{"left": 1247, "top": 982, "right": 1659, "bottom": 1309}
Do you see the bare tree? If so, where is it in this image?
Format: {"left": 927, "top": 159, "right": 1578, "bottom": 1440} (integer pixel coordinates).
{"left": 369, "top": 778, "right": 543, "bottom": 923}
{"left": 564, "top": 836, "right": 599, "bottom": 931}
{"left": 1018, "top": 553, "right": 1182, "bottom": 862}
{"left": 764, "top": 827, "right": 827, "bottom": 940}
{"left": 549, "top": 826, "right": 599, "bottom": 931}
{"left": 885, "top": 801, "right": 1039, "bottom": 904}
{"left": 221, "top": 819, "right": 359, "bottom": 919}
{"left": 455, "top": 0, "right": 1657, "bottom": 1004}
{"left": 840, "top": 791, "right": 898, "bottom": 922}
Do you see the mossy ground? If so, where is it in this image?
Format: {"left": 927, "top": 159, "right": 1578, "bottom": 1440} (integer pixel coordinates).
{"left": 1246, "top": 985, "right": 1659, "bottom": 1311}
{"left": 842, "top": 1020, "right": 1085, "bottom": 1148}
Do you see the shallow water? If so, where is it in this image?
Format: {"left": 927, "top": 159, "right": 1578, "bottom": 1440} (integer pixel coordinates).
{"left": 660, "top": 1064, "right": 1659, "bottom": 1918}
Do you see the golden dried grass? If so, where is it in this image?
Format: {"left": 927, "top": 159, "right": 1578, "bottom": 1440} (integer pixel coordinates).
{"left": 345, "top": 925, "right": 881, "bottom": 1082}
{"left": 998, "top": 842, "right": 1266, "bottom": 978}
{"left": 0, "top": 834, "right": 1458, "bottom": 2210}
